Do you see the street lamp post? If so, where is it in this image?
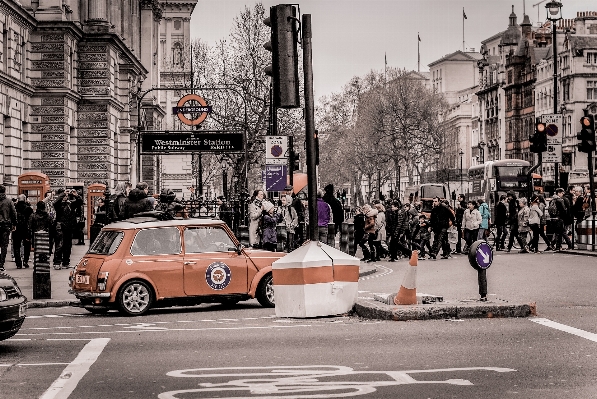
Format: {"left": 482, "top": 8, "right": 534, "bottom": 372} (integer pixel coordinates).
{"left": 546, "top": 1, "right": 563, "bottom": 188}
{"left": 459, "top": 149, "right": 464, "bottom": 196}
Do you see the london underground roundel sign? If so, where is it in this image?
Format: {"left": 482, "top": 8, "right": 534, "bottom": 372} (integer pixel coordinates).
{"left": 173, "top": 94, "right": 212, "bottom": 126}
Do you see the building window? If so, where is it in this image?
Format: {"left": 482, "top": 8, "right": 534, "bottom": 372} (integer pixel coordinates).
{"left": 563, "top": 80, "right": 570, "bottom": 102}
{"left": 174, "top": 20, "right": 182, "bottom": 30}
{"left": 588, "top": 81, "right": 597, "bottom": 100}
{"left": 586, "top": 52, "right": 597, "bottom": 64}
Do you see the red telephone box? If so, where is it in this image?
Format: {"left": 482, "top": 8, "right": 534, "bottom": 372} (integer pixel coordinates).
{"left": 18, "top": 172, "right": 51, "bottom": 208}
{"left": 87, "top": 183, "right": 107, "bottom": 238}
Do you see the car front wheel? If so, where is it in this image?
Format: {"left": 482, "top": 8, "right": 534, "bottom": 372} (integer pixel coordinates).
{"left": 117, "top": 280, "right": 153, "bottom": 316}
{"left": 256, "top": 273, "right": 275, "bottom": 308}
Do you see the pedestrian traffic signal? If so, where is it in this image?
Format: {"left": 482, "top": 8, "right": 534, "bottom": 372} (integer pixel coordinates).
{"left": 263, "top": 5, "right": 300, "bottom": 109}
{"left": 530, "top": 120, "right": 548, "bottom": 153}
{"left": 577, "top": 115, "right": 596, "bottom": 153}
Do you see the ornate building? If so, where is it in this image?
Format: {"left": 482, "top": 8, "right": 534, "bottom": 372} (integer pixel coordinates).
{"left": 0, "top": 0, "right": 197, "bottom": 195}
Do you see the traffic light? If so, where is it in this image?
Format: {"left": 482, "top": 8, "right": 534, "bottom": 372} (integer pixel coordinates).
{"left": 292, "top": 151, "right": 300, "bottom": 171}
{"left": 530, "top": 120, "right": 548, "bottom": 153}
{"left": 577, "top": 115, "right": 596, "bottom": 153}
{"left": 263, "top": 5, "right": 300, "bottom": 109}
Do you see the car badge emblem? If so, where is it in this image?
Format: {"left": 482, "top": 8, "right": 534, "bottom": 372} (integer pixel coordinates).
{"left": 205, "top": 262, "right": 232, "bottom": 290}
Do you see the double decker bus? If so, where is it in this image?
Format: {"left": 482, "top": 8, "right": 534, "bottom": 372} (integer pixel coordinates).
{"left": 404, "top": 183, "right": 448, "bottom": 217}
{"left": 468, "top": 159, "right": 542, "bottom": 220}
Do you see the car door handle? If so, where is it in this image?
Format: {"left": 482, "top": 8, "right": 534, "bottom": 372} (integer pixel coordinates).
{"left": 184, "top": 261, "right": 196, "bottom": 265}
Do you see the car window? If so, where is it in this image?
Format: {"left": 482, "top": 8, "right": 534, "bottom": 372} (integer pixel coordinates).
{"left": 184, "top": 227, "right": 236, "bottom": 253}
{"left": 131, "top": 227, "right": 181, "bottom": 256}
{"left": 88, "top": 231, "right": 124, "bottom": 255}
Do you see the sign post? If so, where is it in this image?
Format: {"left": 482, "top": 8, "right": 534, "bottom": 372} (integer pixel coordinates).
{"left": 468, "top": 240, "right": 493, "bottom": 301}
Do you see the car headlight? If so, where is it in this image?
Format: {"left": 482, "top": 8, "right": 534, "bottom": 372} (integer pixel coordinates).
{"left": 0, "top": 288, "right": 7, "bottom": 301}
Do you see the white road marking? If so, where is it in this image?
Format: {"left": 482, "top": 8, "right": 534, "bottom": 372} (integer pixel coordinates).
{"left": 159, "top": 365, "right": 516, "bottom": 398}
{"left": 531, "top": 318, "right": 597, "bottom": 342}
{"left": 39, "top": 338, "right": 110, "bottom": 399}
{"left": 0, "top": 362, "right": 70, "bottom": 367}
{"left": 17, "top": 324, "right": 316, "bottom": 337}
{"left": 360, "top": 264, "right": 394, "bottom": 281}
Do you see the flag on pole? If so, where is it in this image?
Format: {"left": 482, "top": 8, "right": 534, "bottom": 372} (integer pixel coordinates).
{"left": 418, "top": 33, "right": 421, "bottom": 42}
{"left": 463, "top": 8, "right": 467, "bottom": 19}
{"left": 385, "top": 52, "right": 387, "bottom": 67}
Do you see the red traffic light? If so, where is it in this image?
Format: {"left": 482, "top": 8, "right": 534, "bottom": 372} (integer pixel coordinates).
{"left": 536, "top": 122, "right": 546, "bottom": 132}
{"left": 581, "top": 116, "right": 592, "bottom": 127}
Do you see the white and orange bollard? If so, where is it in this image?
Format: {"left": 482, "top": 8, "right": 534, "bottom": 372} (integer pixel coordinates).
{"left": 272, "top": 241, "right": 361, "bottom": 318}
{"left": 394, "top": 250, "right": 418, "bottom": 305}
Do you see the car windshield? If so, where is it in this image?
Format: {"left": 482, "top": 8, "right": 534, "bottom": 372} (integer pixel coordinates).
{"left": 184, "top": 227, "right": 236, "bottom": 253}
{"left": 88, "top": 231, "right": 124, "bottom": 255}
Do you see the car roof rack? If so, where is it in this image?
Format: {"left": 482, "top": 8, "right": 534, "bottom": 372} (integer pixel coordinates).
{"left": 126, "top": 211, "right": 175, "bottom": 222}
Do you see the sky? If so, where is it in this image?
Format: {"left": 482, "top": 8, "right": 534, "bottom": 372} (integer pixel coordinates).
{"left": 190, "top": 0, "right": 595, "bottom": 100}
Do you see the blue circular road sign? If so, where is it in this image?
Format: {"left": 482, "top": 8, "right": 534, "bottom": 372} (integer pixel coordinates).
{"left": 468, "top": 240, "right": 493, "bottom": 270}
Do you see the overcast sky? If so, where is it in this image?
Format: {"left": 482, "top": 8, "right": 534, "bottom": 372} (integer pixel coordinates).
{"left": 190, "top": 0, "right": 595, "bottom": 100}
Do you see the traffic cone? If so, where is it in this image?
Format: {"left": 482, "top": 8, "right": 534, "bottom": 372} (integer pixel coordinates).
{"left": 394, "top": 250, "right": 418, "bottom": 305}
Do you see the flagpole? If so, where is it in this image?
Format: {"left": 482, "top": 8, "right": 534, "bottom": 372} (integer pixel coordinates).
{"left": 384, "top": 52, "right": 387, "bottom": 86}
{"left": 417, "top": 32, "right": 420, "bottom": 73}
{"left": 462, "top": 7, "right": 465, "bottom": 51}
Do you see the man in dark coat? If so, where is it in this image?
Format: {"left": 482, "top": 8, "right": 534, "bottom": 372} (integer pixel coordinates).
{"left": 123, "top": 182, "right": 153, "bottom": 219}
{"left": 29, "top": 201, "right": 52, "bottom": 248}
{"left": 429, "top": 197, "right": 455, "bottom": 260}
{"left": 0, "top": 185, "right": 17, "bottom": 272}
{"left": 494, "top": 195, "right": 508, "bottom": 251}
{"left": 454, "top": 194, "right": 466, "bottom": 253}
{"left": 506, "top": 191, "right": 519, "bottom": 252}
{"left": 323, "top": 184, "right": 344, "bottom": 235}
{"left": 13, "top": 194, "right": 33, "bottom": 269}
{"left": 53, "top": 189, "right": 83, "bottom": 269}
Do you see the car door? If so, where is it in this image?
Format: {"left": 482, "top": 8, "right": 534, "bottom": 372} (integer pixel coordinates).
{"left": 182, "top": 226, "right": 248, "bottom": 296}
{"left": 128, "top": 226, "right": 185, "bottom": 298}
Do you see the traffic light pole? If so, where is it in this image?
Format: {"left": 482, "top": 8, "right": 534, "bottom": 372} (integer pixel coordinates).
{"left": 588, "top": 150, "right": 596, "bottom": 251}
{"left": 302, "top": 14, "right": 318, "bottom": 241}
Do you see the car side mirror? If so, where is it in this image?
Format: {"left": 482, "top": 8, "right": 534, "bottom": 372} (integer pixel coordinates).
{"left": 237, "top": 244, "right": 244, "bottom": 255}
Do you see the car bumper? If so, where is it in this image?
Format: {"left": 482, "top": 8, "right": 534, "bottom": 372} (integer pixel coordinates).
{"left": 0, "top": 297, "right": 27, "bottom": 340}
{"left": 69, "top": 290, "right": 111, "bottom": 298}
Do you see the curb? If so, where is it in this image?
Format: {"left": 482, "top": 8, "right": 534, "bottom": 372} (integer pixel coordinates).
{"left": 27, "top": 300, "right": 79, "bottom": 309}
{"left": 353, "top": 299, "right": 536, "bottom": 321}
{"left": 562, "top": 249, "right": 597, "bottom": 257}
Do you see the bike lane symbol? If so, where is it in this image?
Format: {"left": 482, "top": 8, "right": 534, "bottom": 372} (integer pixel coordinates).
{"left": 158, "top": 365, "right": 516, "bottom": 398}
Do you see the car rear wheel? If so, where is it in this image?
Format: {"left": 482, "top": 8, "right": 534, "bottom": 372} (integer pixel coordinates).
{"left": 117, "top": 280, "right": 153, "bottom": 316}
{"left": 256, "top": 273, "right": 275, "bottom": 308}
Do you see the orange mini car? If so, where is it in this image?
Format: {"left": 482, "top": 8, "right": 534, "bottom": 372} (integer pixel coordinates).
{"left": 69, "top": 216, "right": 284, "bottom": 316}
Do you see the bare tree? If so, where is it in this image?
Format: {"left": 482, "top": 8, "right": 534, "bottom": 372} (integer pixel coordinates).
{"left": 190, "top": 3, "right": 304, "bottom": 196}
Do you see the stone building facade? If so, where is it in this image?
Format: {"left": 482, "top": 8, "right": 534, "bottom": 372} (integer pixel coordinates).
{"left": 0, "top": 0, "right": 197, "bottom": 195}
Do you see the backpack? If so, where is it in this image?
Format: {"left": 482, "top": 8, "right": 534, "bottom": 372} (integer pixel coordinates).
{"left": 548, "top": 198, "right": 559, "bottom": 218}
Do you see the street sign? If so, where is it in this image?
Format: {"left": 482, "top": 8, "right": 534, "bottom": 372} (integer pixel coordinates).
{"left": 266, "top": 136, "right": 289, "bottom": 163}
{"left": 541, "top": 114, "right": 562, "bottom": 162}
{"left": 468, "top": 240, "right": 493, "bottom": 270}
{"left": 173, "top": 94, "right": 212, "bottom": 126}
{"left": 543, "top": 143, "right": 562, "bottom": 163}
{"left": 265, "top": 165, "right": 288, "bottom": 191}
{"left": 141, "top": 133, "right": 244, "bottom": 153}
{"left": 541, "top": 114, "right": 562, "bottom": 144}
